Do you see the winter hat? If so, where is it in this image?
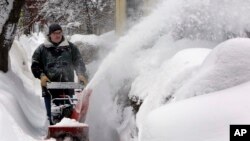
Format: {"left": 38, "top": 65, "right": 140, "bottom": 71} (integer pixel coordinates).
{"left": 48, "top": 23, "right": 62, "bottom": 35}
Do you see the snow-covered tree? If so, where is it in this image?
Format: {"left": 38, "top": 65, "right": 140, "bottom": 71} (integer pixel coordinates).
{"left": 39, "top": 0, "right": 115, "bottom": 35}
{"left": 0, "top": 0, "right": 25, "bottom": 72}
{"left": 20, "top": 0, "right": 46, "bottom": 35}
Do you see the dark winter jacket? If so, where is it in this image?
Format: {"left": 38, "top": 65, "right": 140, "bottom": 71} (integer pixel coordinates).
{"left": 31, "top": 37, "right": 86, "bottom": 83}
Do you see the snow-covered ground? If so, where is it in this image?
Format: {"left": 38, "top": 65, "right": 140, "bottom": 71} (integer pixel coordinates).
{"left": 1, "top": 0, "right": 250, "bottom": 141}
{"left": 140, "top": 81, "right": 250, "bottom": 141}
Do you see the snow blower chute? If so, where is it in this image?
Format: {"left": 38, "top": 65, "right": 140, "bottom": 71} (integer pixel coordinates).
{"left": 45, "top": 82, "right": 92, "bottom": 141}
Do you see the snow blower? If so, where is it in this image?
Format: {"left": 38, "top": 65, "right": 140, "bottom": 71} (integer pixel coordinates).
{"left": 45, "top": 82, "right": 92, "bottom": 141}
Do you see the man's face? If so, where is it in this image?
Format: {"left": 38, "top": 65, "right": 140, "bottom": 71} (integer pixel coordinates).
{"left": 50, "top": 30, "right": 63, "bottom": 43}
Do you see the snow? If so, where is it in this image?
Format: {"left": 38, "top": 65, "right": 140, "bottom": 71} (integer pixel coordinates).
{"left": 53, "top": 118, "right": 87, "bottom": 127}
{"left": 174, "top": 38, "right": 250, "bottom": 101}
{"left": 135, "top": 47, "right": 211, "bottom": 128}
{"left": 2, "top": 0, "right": 250, "bottom": 141}
{"left": 0, "top": 71, "right": 47, "bottom": 141}
{"left": 139, "top": 81, "right": 250, "bottom": 141}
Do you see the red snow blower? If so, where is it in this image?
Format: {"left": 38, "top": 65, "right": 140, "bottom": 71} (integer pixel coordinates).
{"left": 45, "top": 82, "right": 92, "bottom": 141}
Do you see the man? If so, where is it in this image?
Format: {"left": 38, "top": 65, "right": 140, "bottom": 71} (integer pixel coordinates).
{"left": 31, "top": 23, "right": 88, "bottom": 124}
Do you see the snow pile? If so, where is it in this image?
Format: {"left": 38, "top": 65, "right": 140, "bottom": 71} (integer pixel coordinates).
{"left": 11, "top": 33, "right": 45, "bottom": 95}
{"left": 134, "top": 47, "right": 211, "bottom": 128}
{"left": 0, "top": 32, "right": 48, "bottom": 140}
{"left": 139, "top": 81, "right": 250, "bottom": 141}
{"left": 138, "top": 38, "right": 250, "bottom": 141}
{"left": 0, "top": 71, "right": 47, "bottom": 141}
{"left": 174, "top": 38, "right": 250, "bottom": 100}
{"left": 18, "top": 33, "right": 45, "bottom": 61}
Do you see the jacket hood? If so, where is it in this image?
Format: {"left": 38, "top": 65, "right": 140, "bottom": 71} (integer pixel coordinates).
{"left": 44, "top": 36, "right": 69, "bottom": 48}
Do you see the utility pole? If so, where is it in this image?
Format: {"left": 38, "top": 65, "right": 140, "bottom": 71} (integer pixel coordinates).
{"left": 115, "top": 0, "right": 127, "bottom": 35}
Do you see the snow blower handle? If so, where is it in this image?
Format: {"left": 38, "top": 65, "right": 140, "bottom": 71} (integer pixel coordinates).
{"left": 46, "top": 82, "right": 85, "bottom": 89}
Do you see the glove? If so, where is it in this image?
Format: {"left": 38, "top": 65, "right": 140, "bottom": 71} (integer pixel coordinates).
{"left": 78, "top": 75, "right": 88, "bottom": 86}
{"left": 40, "top": 74, "right": 50, "bottom": 87}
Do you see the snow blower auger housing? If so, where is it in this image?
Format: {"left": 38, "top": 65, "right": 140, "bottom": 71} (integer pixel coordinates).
{"left": 45, "top": 82, "right": 92, "bottom": 141}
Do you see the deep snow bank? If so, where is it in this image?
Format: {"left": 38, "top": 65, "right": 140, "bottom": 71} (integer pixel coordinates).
{"left": 139, "top": 81, "right": 250, "bottom": 141}
{"left": 174, "top": 38, "right": 250, "bottom": 100}
{"left": 0, "top": 71, "right": 47, "bottom": 140}
{"left": 134, "top": 47, "right": 211, "bottom": 128}
{"left": 0, "top": 33, "right": 48, "bottom": 140}
{"left": 139, "top": 38, "right": 250, "bottom": 141}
